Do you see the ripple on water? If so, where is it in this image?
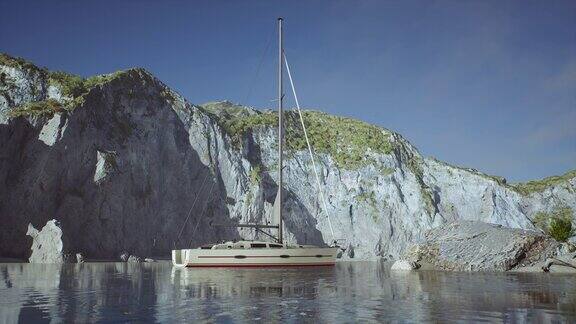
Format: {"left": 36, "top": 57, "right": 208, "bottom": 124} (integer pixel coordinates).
{"left": 0, "top": 261, "right": 575, "bottom": 322}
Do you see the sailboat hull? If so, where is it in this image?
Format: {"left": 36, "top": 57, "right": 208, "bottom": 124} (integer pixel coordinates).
{"left": 172, "top": 246, "right": 339, "bottom": 267}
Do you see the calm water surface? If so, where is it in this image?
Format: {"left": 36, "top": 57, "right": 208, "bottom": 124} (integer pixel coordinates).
{"left": 1, "top": 261, "right": 575, "bottom": 323}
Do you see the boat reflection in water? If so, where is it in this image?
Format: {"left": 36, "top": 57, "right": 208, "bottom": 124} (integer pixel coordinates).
{"left": 1, "top": 261, "right": 575, "bottom": 322}
{"left": 170, "top": 264, "right": 339, "bottom": 298}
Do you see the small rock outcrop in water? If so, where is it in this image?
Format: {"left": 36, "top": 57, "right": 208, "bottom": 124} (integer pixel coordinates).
{"left": 76, "top": 253, "right": 85, "bottom": 263}
{"left": 120, "top": 252, "right": 130, "bottom": 262}
{"left": 405, "top": 221, "right": 559, "bottom": 271}
{"left": 26, "top": 220, "right": 72, "bottom": 263}
{"left": 128, "top": 255, "right": 142, "bottom": 263}
{"left": 119, "top": 252, "right": 143, "bottom": 262}
{"left": 391, "top": 260, "right": 420, "bottom": 271}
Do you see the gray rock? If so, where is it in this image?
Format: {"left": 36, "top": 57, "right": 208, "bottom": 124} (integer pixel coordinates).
{"left": 391, "top": 260, "right": 420, "bottom": 271}
{"left": 119, "top": 252, "right": 129, "bottom": 262}
{"left": 347, "top": 245, "right": 355, "bottom": 259}
{"left": 542, "top": 252, "right": 576, "bottom": 273}
{"left": 26, "top": 220, "right": 71, "bottom": 264}
{"left": 75, "top": 253, "right": 85, "bottom": 263}
{"left": 557, "top": 242, "right": 576, "bottom": 255}
{"left": 127, "top": 255, "right": 142, "bottom": 263}
{"left": 404, "top": 221, "right": 559, "bottom": 271}
{"left": 94, "top": 150, "right": 117, "bottom": 184}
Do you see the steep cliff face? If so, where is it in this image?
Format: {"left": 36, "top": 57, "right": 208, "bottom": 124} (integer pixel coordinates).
{"left": 1, "top": 54, "right": 574, "bottom": 260}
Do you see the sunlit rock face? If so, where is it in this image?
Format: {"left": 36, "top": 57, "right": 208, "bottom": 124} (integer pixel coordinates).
{"left": 0, "top": 53, "right": 574, "bottom": 260}
{"left": 26, "top": 219, "right": 70, "bottom": 263}
{"left": 404, "top": 221, "right": 558, "bottom": 271}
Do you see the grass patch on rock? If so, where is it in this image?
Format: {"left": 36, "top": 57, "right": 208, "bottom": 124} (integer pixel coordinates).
{"left": 407, "top": 156, "right": 436, "bottom": 216}
{"left": 356, "top": 190, "right": 377, "bottom": 206}
{"left": 48, "top": 70, "right": 125, "bottom": 99}
{"left": 249, "top": 165, "right": 262, "bottom": 185}
{"left": 2, "top": 52, "right": 131, "bottom": 118}
{"left": 513, "top": 170, "right": 576, "bottom": 196}
{"left": 8, "top": 99, "right": 64, "bottom": 118}
{"left": 379, "top": 166, "right": 394, "bottom": 177}
{"left": 9, "top": 70, "right": 127, "bottom": 118}
{"left": 202, "top": 101, "right": 395, "bottom": 170}
{"left": 48, "top": 71, "right": 86, "bottom": 98}
{"left": 355, "top": 190, "right": 379, "bottom": 222}
{"left": 284, "top": 111, "right": 394, "bottom": 169}
{"left": 533, "top": 207, "right": 575, "bottom": 242}
{"left": 202, "top": 101, "right": 258, "bottom": 120}
{"left": 0, "top": 53, "right": 45, "bottom": 75}
{"left": 428, "top": 157, "right": 508, "bottom": 186}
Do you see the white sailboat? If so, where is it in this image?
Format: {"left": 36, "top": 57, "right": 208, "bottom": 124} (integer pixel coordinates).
{"left": 172, "top": 18, "right": 339, "bottom": 267}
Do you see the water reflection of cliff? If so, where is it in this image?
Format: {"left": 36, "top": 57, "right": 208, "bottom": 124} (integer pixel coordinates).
{"left": 1, "top": 262, "right": 575, "bottom": 322}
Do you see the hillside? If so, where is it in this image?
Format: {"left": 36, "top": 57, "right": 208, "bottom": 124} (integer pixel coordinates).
{"left": 1, "top": 53, "right": 574, "bottom": 260}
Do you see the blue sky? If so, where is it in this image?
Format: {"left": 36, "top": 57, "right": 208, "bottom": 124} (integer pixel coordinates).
{"left": 1, "top": 0, "right": 574, "bottom": 182}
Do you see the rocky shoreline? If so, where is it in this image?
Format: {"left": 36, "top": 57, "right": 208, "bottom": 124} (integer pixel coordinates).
{"left": 392, "top": 221, "right": 576, "bottom": 273}
{"left": 24, "top": 219, "right": 163, "bottom": 264}
{"left": 20, "top": 218, "right": 576, "bottom": 274}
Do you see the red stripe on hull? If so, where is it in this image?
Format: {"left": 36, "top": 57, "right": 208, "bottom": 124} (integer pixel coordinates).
{"left": 197, "top": 255, "right": 332, "bottom": 258}
{"left": 185, "top": 263, "right": 335, "bottom": 268}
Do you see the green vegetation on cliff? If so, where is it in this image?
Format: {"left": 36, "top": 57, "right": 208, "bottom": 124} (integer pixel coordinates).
{"left": 48, "top": 70, "right": 125, "bottom": 100}
{"left": 428, "top": 157, "right": 509, "bottom": 186}
{"left": 406, "top": 155, "right": 437, "bottom": 216}
{"left": 202, "top": 102, "right": 395, "bottom": 170}
{"left": 429, "top": 157, "right": 575, "bottom": 197}
{"left": 8, "top": 70, "right": 125, "bottom": 118}
{"left": 202, "top": 101, "right": 258, "bottom": 120}
{"left": 533, "top": 207, "right": 575, "bottom": 242}
{"left": 0, "top": 54, "right": 45, "bottom": 75}
{"left": 48, "top": 71, "right": 86, "bottom": 98}
{"left": 2, "top": 53, "right": 133, "bottom": 117}
{"left": 513, "top": 170, "right": 576, "bottom": 195}
{"left": 285, "top": 111, "right": 394, "bottom": 169}
{"left": 8, "top": 99, "right": 64, "bottom": 117}
{"left": 249, "top": 165, "right": 262, "bottom": 184}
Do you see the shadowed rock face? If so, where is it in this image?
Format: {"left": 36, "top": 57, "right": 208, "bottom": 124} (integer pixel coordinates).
{"left": 0, "top": 65, "right": 238, "bottom": 259}
{"left": 0, "top": 54, "right": 575, "bottom": 260}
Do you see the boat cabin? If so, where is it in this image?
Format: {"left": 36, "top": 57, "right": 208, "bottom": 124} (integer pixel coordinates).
{"left": 199, "top": 241, "right": 307, "bottom": 250}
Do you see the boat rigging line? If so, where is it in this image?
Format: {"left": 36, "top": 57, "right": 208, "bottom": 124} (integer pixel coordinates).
{"left": 283, "top": 51, "right": 336, "bottom": 244}
{"left": 243, "top": 25, "right": 275, "bottom": 107}
{"left": 173, "top": 170, "right": 211, "bottom": 248}
{"left": 187, "top": 177, "right": 217, "bottom": 248}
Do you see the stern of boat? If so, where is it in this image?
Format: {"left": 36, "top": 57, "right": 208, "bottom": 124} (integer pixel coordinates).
{"left": 172, "top": 249, "right": 186, "bottom": 267}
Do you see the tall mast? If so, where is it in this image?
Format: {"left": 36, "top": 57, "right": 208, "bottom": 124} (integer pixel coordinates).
{"left": 277, "top": 17, "right": 284, "bottom": 244}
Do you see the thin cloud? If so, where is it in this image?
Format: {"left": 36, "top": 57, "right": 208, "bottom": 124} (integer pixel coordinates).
{"left": 525, "top": 109, "right": 576, "bottom": 145}
{"left": 543, "top": 59, "right": 576, "bottom": 91}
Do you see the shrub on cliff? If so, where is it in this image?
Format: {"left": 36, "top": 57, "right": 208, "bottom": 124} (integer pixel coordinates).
{"left": 8, "top": 99, "right": 63, "bottom": 117}
{"left": 534, "top": 207, "right": 575, "bottom": 242}
{"left": 548, "top": 218, "right": 573, "bottom": 242}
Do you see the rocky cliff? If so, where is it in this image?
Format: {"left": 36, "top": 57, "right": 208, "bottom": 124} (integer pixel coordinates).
{"left": 1, "top": 53, "right": 575, "bottom": 260}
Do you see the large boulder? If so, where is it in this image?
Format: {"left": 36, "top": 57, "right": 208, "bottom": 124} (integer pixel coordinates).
{"left": 26, "top": 219, "right": 73, "bottom": 263}
{"left": 391, "top": 260, "right": 420, "bottom": 271}
{"left": 541, "top": 252, "right": 576, "bottom": 273}
{"left": 405, "top": 221, "right": 559, "bottom": 271}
